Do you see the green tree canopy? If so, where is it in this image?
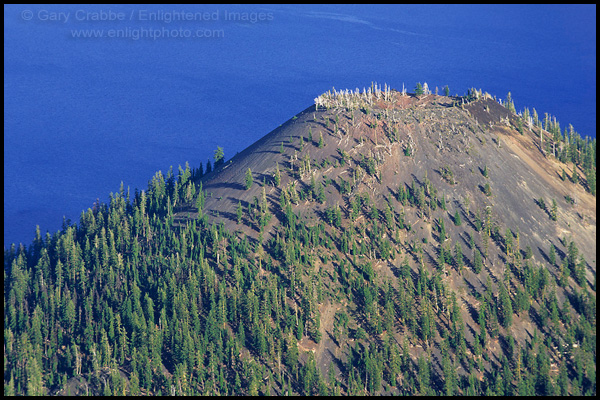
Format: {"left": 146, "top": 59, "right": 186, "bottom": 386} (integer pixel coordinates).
{"left": 245, "top": 168, "right": 253, "bottom": 190}
{"left": 214, "top": 146, "right": 224, "bottom": 168}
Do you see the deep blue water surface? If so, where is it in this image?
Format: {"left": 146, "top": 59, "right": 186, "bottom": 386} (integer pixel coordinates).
{"left": 4, "top": 4, "right": 596, "bottom": 247}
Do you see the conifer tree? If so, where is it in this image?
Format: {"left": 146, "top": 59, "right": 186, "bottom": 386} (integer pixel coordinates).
{"left": 484, "top": 182, "right": 492, "bottom": 197}
{"left": 195, "top": 187, "right": 205, "bottom": 213}
{"left": 214, "top": 146, "right": 224, "bottom": 168}
{"left": 549, "top": 243, "right": 556, "bottom": 266}
{"left": 453, "top": 210, "right": 462, "bottom": 226}
{"left": 415, "top": 82, "right": 424, "bottom": 97}
{"left": 473, "top": 248, "right": 483, "bottom": 273}
{"left": 572, "top": 164, "right": 579, "bottom": 184}
{"left": 550, "top": 199, "right": 558, "bottom": 221}
{"left": 274, "top": 162, "right": 281, "bottom": 187}
{"left": 26, "top": 352, "right": 44, "bottom": 396}
{"left": 586, "top": 166, "right": 596, "bottom": 195}
{"left": 443, "top": 353, "right": 456, "bottom": 395}
{"left": 438, "top": 216, "right": 446, "bottom": 243}
{"left": 245, "top": 168, "right": 253, "bottom": 190}
{"left": 454, "top": 242, "right": 464, "bottom": 271}
{"left": 505, "top": 91, "right": 515, "bottom": 113}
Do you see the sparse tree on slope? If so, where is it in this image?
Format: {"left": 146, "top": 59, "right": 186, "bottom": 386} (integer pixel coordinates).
{"left": 245, "top": 168, "right": 253, "bottom": 190}
{"left": 415, "top": 82, "right": 424, "bottom": 97}
{"left": 214, "top": 146, "right": 224, "bottom": 168}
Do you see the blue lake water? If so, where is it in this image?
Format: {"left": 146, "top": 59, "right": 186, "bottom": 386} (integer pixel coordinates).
{"left": 4, "top": 4, "right": 596, "bottom": 247}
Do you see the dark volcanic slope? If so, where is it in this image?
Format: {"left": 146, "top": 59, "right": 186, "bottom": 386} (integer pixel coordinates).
{"left": 181, "top": 92, "right": 595, "bottom": 271}
{"left": 173, "top": 88, "right": 595, "bottom": 388}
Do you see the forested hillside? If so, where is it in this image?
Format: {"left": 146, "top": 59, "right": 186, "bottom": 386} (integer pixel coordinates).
{"left": 4, "top": 84, "right": 596, "bottom": 396}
